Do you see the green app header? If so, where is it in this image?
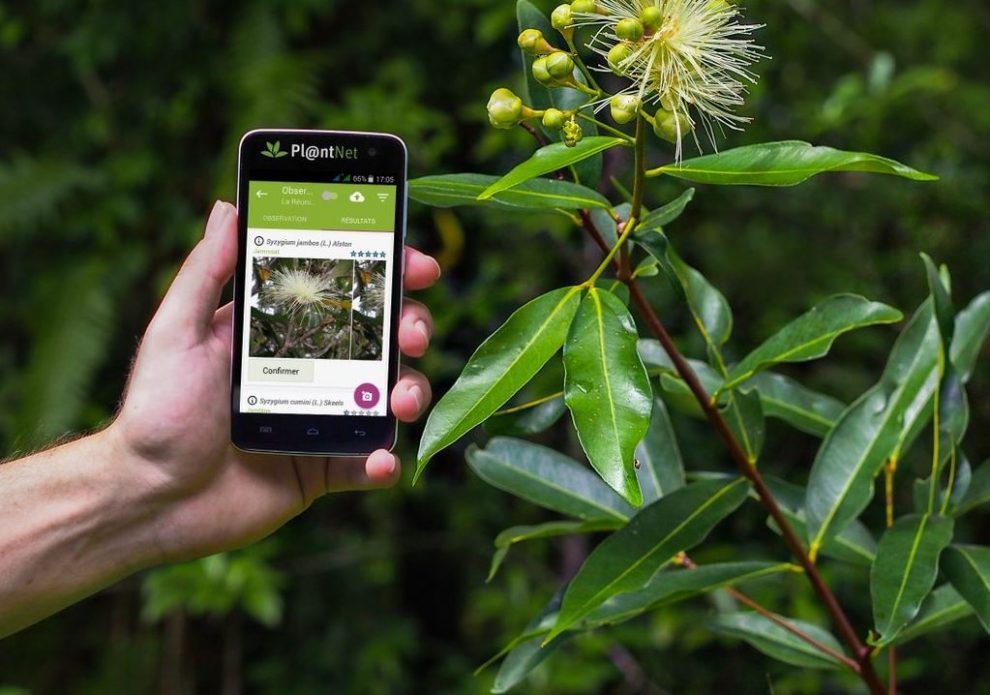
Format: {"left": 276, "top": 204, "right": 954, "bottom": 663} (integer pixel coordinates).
{"left": 247, "top": 181, "right": 397, "bottom": 232}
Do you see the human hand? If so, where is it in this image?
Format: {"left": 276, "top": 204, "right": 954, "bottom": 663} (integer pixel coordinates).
{"left": 107, "top": 201, "right": 440, "bottom": 563}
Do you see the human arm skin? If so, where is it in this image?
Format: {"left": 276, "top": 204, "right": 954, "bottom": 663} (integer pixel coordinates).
{"left": 0, "top": 201, "right": 441, "bottom": 638}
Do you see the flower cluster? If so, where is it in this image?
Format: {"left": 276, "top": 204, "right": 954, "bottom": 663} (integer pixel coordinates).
{"left": 486, "top": 0, "right": 765, "bottom": 157}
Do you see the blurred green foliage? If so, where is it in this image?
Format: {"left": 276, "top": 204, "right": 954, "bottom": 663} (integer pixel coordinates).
{"left": 0, "top": 0, "right": 988, "bottom": 692}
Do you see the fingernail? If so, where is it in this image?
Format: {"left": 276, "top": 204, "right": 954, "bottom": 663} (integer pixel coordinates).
{"left": 384, "top": 453, "right": 398, "bottom": 476}
{"left": 414, "top": 319, "right": 430, "bottom": 341}
{"left": 408, "top": 384, "right": 424, "bottom": 412}
{"left": 205, "top": 200, "right": 230, "bottom": 239}
{"left": 430, "top": 256, "right": 442, "bottom": 278}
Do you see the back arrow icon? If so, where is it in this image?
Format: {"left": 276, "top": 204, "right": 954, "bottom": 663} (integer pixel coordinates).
{"left": 256, "top": 190, "right": 268, "bottom": 198}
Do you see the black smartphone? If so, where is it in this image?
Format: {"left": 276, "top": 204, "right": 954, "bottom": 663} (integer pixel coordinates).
{"left": 231, "top": 129, "right": 407, "bottom": 455}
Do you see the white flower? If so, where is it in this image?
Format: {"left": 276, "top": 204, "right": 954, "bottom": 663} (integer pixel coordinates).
{"left": 577, "top": 0, "right": 766, "bottom": 159}
{"left": 263, "top": 267, "right": 342, "bottom": 314}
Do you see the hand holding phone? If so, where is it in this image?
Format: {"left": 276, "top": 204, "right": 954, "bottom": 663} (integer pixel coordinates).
{"left": 231, "top": 130, "right": 410, "bottom": 455}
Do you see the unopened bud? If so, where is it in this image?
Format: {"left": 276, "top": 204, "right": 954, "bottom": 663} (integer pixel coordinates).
{"left": 641, "top": 6, "right": 663, "bottom": 32}
{"left": 551, "top": 4, "right": 573, "bottom": 32}
{"left": 616, "top": 17, "right": 644, "bottom": 41}
{"left": 607, "top": 43, "right": 634, "bottom": 74}
{"left": 609, "top": 94, "right": 640, "bottom": 125}
{"left": 517, "top": 28, "right": 554, "bottom": 55}
{"left": 659, "top": 92, "right": 678, "bottom": 113}
{"left": 653, "top": 108, "right": 693, "bottom": 143}
{"left": 532, "top": 56, "right": 554, "bottom": 85}
{"left": 545, "top": 51, "right": 575, "bottom": 79}
{"left": 542, "top": 108, "right": 566, "bottom": 130}
{"left": 487, "top": 88, "right": 524, "bottom": 129}
{"left": 571, "top": 0, "right": 597, "bottom": 13}
{"left": 563, "top": 119, "right": 584, "bottom": 147}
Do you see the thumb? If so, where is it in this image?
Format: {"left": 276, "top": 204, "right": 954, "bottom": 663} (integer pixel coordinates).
{"left": 154, "top": 201, "right": 238, "bottom": 341}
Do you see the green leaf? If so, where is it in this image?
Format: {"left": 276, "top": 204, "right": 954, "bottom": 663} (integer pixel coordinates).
{"left": 709, "top": 612, "right": 846, "bottom": 670}
{"left": 743, "top": 372, "right": 845, "bottom": 438}
{"left": 652, "top": 141, "right": 938, "bottom": 186}
{"left": 635, "top": 398, "right": 686, "bottom": 504}
{"left": 764, "top": 476, "right": 876, "bottom": 566}
{"left": 722, "top": 389, "right": 765, "bottom": 465}
{"left": 467, "top": 438, "right": 635, "bottom": 522}
{"left": 871, "top": 513, "right": 954, "bottom": 646}
{"left": 638, "top": 188, "right": 696, "bottom": 232}
{"left": 672, "top": 251, "right": 733, "bottom": 350}
{"left": 479, "top": 137, "right": 629, "bottom": 200}
{"left": 941, "top": 544, "right": 990, "bottom": 633}
{"left": 720, "top": 295, "right": 902, "bottom": 393}
{"left": 546, "top": 477, "right": 749, "bottom": 639}
{"left": 563, "top": 287, "right": 652, "bottom": 505}
{"left": 487, "top": 519, "right": 621, "bottom": 582}
{"left": 409, "top": 174, "right": 611, "bottom": 211}
{"left": 485, "top": 394, "right": 566, "bottom": 437}
{"left": 583, "top": 562, "right": 794, "bottom": 629}
{"left": 893, "top": 584, "right": 974, "bottom": 645}
{"left": 805, "top": 301, "right": 939, "bottom": 556}
{"left": 956, "top": 459, "right": 990, "bottom": 516}
{"left": 491, "top": 588, "right": 570, "bottom": 693}
{"left": 416, "top": 287, "right": 582, "bottom": 476}
{"left": 950, "top": 291, "right": 990, "bottom": 382}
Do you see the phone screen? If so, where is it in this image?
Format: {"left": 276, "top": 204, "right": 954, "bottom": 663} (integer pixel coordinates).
{"left": 231, "top": 131, "right": 406, "bottom": 455}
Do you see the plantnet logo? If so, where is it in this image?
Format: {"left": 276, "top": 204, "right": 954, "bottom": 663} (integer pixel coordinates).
{"left": 261, "top": 141, "right": 288, "bottom": 158}
{"left": 260, "top": 140, "right": 359, "bottom": 161}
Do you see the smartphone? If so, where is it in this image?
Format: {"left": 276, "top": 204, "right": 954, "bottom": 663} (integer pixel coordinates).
{"left": 231, "top": 129, "right": 407, "bottom": 455}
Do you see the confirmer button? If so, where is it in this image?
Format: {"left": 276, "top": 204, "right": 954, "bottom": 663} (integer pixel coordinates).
{"left": 249, "top": 358, "right": 315, "bottom": 383}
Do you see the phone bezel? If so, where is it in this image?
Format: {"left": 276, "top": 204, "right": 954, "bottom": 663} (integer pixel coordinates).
{"left": 230, "top": 128, "right": 407, "bottom": 456}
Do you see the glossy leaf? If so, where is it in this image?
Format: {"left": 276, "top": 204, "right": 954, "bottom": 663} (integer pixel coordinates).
{"left": 638, "top": 188, "right": 696, "bottom": 232}
{"left": 546, "top": 477, "right": 749, "bottom": 639}
{"left": 651, "top": 141, "right": 938, "bottom": 186}
{"left": 466, "top": 438, "right": 635, "bottom": 522}
{"left": 487, "top": 519, "right": 621, "bottom": 582}
{"left": 764, "top": 476, "right": 876, "bottom": 566}
{"left": 635, "top": 398, "right": 686, "bottom": 504}
{"left": 721, "top": 295, "right": 902, "bottom": 393}
{"left": 805, "top": 302, "right": 939, "bottom": 556}
{"left": 942, "top": 544, "right": 990, "bottom": 633}
{"left": 563, "top": 288, "right": 652, "bottom": 505}
{"left": 893, "top": 584, "right": 974, "bottom": 645}
{"left": 479, "top": 137, "right": 629, "bottom": 200}
{"left": 409, "top": 174, "right": 611, "bottom": 211}
{"left": 416, "top": 287, "right": 582, "bottom": 476}
{"left": 583, "top": 562, "right": 794, "bottom": 629}
{"left": 485, "top": 394, "right": 566, "bottom": 437}
{"left": 744, "top": 372, "right": 845, "bottom": 438}
{"left": 871, "top": 513, "right": 954, "bottom": 646}
{"left": 709, "top": 612, "right": 846, "bottom": 670}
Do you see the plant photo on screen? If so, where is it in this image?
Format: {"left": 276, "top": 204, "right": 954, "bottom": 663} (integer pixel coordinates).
{"left": 410, "top": 1, "right": 990, "bottom": 693}
{"left": 351, "top": 260, "right": 387, "bottom": 361}
{"left": 250, "top": 257, "right": 354, "bottom": 360}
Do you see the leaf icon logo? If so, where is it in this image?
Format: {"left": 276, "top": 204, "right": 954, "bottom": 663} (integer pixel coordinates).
{"left": 262, "top": 141, "right": 288, "bottom": 158}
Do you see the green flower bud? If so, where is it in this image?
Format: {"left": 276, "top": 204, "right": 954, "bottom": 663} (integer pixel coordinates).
{"left": 652, "top": 108, "right": 693, "bottom": 143}
{"left": 659, "top": 91, "right": 678, "bottom": 113}
{"left": 616, "top": 17, "right": 644, "bottom": 41}
{"left": 571, "top": 0, "right": 597, "bottom": 13}
{"left": 607, "top": 43, "right": 634, "bottom": 74}
{"left": 551, "top": 4, "right": 573, "bottom": 31}
{"left": 542, "top": 108, "right": 566, "bottom": 130}
{"left": 562, "top": 119, "right": 583, "bottom": 147}
{"left": 545, "top": 51, "right": 575, "bottom": 79}
{"left": 641, "top": 6, "right": 663, "bottom": 32}
{"left": 517, "top": 28, "right": 553, "bottom": 55}
{"left": 609, "top": 94, "right": 640, "bottom": 125}
{"left": 532, "top": 56, "right": 554, "bottom": 85}
{"left": 487, "top": 88, "right": 524, "bottom": 129}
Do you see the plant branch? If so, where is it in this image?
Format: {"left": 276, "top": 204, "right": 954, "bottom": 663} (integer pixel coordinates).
{"left": 677, "top": 554, "right": 860, "bottom": 673}
{"left": 565, "top": 33, "right": 604, "bottom": 95}
{"left": 576, "top": 209, "right": 886, "bottom": 695}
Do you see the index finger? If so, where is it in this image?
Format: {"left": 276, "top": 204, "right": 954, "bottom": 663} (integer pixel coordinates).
{"left": 404, "top": 246, "right": 441, "bottom": 291}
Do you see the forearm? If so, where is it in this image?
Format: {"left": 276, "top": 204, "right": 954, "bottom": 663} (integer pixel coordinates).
{"left": 0, "top": 429, "right": 162, "bottom": 638}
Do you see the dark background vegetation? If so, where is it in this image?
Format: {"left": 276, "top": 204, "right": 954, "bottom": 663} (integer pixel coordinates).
{"left": 1, "top": 0, "right": 988, "bottom": 692}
